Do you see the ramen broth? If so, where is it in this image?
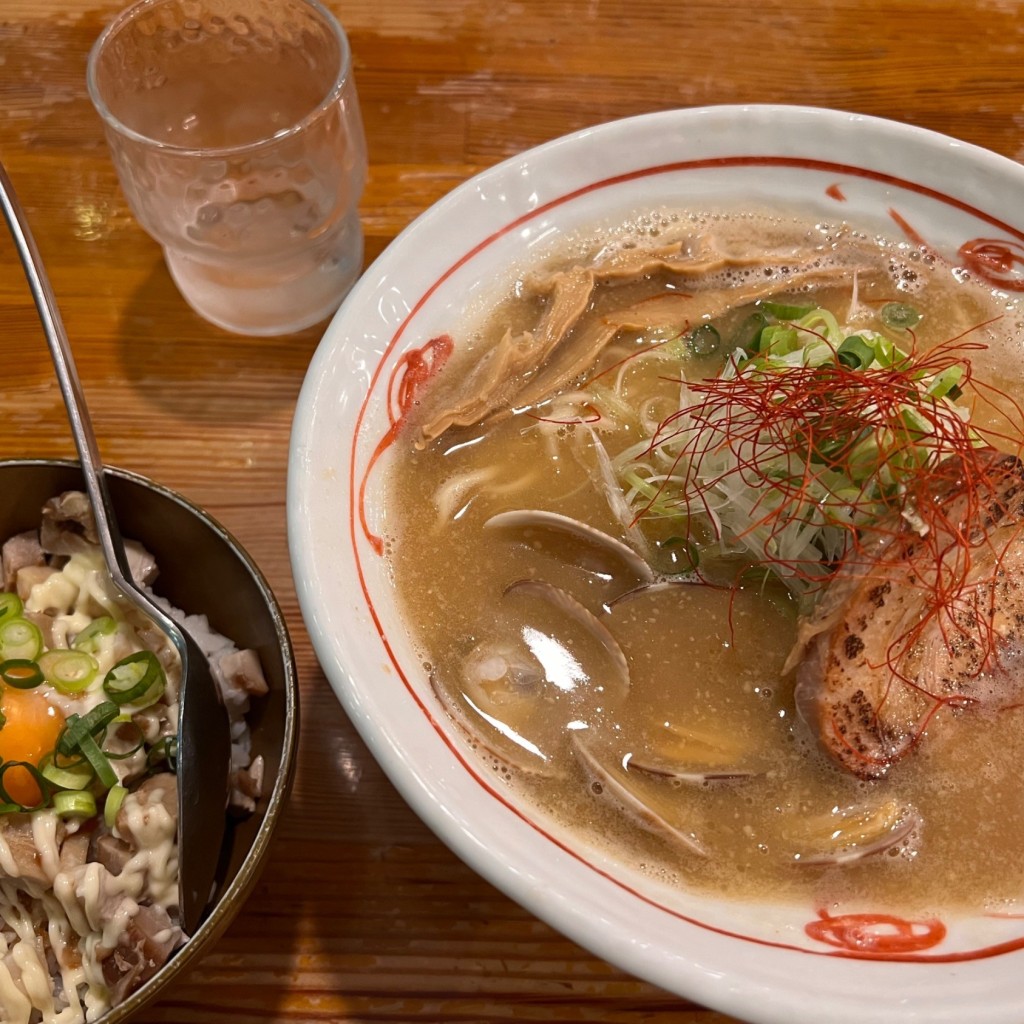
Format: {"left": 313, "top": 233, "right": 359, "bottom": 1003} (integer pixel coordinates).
{"left": 386, "top": 209, "right": 1024, "bottom": 912}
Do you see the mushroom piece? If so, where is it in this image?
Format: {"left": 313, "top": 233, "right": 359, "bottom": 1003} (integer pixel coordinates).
{"left": 124, "top": 540, "right": 159, "bottom": 586}
{"left": 58, "top": 832, "right": 91, "bottom": 872}
{"left": 229, "top": 755, "right": 265, "bottom": 816}
{"left": 115, "top": 773, "right": 178, "bottom": 847}
{"left": 0, "top": 814, "right": 53, "bottom": 885}
{"left": 217, "top": 648, "right": 270, "bottom": 698}
{"left": 93, "top": 834, "right": 134, "bottom": 877}
{"left": 16, "top": 565, "right": 67, "bottom": 605}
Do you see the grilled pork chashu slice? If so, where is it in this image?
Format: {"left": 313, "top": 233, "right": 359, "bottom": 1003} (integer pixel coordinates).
{"left": 788, "top": 448, "right": 1024, "bottom": 778}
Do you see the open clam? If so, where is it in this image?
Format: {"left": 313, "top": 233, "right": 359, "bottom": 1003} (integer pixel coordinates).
{"left": 484, "top": 509, "right": 654, "bottom": 585}
{"left": 625, "top": 721, "right": 760, "bottom": 784}
{"left": 570, "top": 732, "right": 707, "bottom": 856}
{"left": 429, "top": 579, "right": 630, "bottom": 777}
{"left": 789, "top": 797, "right": 920, "bottom": 866}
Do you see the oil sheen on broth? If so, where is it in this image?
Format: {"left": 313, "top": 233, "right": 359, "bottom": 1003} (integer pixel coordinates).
{"left": 385, "top": 208, "right": 1024, "bottom": 914}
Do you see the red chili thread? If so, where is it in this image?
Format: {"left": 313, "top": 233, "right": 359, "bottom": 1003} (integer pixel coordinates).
{"left": 637, "top": 328, "right": 1024, "bottom": 718}
{"left": 359, "top": 334, "right": 455, "bottom": 555}
{"left": 825, "top": 183, "right": 847, "bottom": 201}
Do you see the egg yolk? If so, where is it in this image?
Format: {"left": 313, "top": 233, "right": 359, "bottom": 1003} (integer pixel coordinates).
{"left": 0, "top": 687, "right": 65, "bottom": 806}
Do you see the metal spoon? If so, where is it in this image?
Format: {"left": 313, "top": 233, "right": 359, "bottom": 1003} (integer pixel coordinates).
{"left": 0, "top": 162, "right": 230, "bottom": 936}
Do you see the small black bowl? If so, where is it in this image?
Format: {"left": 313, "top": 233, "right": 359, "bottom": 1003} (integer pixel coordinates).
{"left": 0, "top": 458, "right": 299, "bottom": 1022}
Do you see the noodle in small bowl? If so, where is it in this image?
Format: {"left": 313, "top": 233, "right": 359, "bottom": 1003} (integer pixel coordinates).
{"left": 289, "top": 106, "right": 1024, "bottom": 1023}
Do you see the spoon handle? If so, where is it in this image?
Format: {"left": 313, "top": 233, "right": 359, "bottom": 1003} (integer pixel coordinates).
{"left": 0, "top": 161, "right": 232, "bottom": 936}
{"left": 0, "top": 162, "right": 184, "bottom": 655}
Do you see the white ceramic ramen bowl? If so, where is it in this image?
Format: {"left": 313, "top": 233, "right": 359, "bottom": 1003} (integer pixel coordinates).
{"left": 288, "top": 105, "right": 1024, "bottom": 1024}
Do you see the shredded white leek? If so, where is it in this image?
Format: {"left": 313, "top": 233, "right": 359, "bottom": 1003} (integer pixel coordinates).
{"left": 607, "top": 303, "right": 980, "bottom": 596}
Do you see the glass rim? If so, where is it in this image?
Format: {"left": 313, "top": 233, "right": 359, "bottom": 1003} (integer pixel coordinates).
{"left": 85, "top": 0, "right": 354, "bottom": 158}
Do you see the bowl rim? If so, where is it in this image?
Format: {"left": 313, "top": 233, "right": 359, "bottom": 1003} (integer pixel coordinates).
{"left": 289, "top": 104, "right": 1024, "bottom": 1023}
{"left": 0, "top": 457, "right": 300, "bottom": 1022}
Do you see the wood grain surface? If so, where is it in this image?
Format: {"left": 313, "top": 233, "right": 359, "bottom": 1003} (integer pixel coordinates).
{"left": 1, "top": 1, "right": 1023, "bottom": 1021}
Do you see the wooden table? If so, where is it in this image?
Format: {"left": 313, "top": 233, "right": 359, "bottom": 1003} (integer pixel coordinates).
{"left": 1, "top": 1, "right": 1023, "bottom": 1021}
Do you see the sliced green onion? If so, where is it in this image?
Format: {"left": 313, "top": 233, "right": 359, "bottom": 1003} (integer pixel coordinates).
{"left": 104, "top": 720, "right": 145, "bottom": 760}
{"left": 880, "top": 301, "right": 922, "bottom": 330}
{"left": 104, "top": 783, "right": 127, "bottom": 829}
{"left": 762, "top": 301, "right": 815, "bottom": 320}
{"left": 71, "top": 616, "right": 117, "bottom": 654}
{"left": 0, "top": 801, "right": 20, "bottom": 815}
{"left": 147, "top": 735, "right": 178, "bottom": 771}
{"left": 687, "top": 323, "right": 721, "bottom": 357}
{"left": 40, "top": 755, "right": 94, "bottom": 791}
{"left": 78, "top": 731, "right": 118, "bottom": 790}
{"left": 757, "top": 324, "right": 798, "bottom": 355}
{"left": 56, "top": 701, "right": 120, "bottom": 759}
{"left": 0, "top": 658, "right": 44, "bottom": 689}
{"left": 0, "top": 618, "right": 43, "bottom": 662}
{"left": 837, "top": 335, "right": 875, "bottom": 370}
{"left": 103, "top": 651, "right": 165, "bottom": 706}
{"left": 53, "top": 790, "right": 97, "bottom": 819}
{"left": 0, "top": 593, "right": 23, "bottom": 624}
{"left": 925, "top": 365, "right": 964, "bottom": 400}
{"left": 39, "top": 650, "right": 98, "bottom": 694}
{"left": 733, "top": 311, "right": 770, "bottom": 352}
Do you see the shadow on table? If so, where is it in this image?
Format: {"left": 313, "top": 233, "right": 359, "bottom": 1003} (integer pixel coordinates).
{"left": 113, "top": 260, "right": 328, "bottom": 426}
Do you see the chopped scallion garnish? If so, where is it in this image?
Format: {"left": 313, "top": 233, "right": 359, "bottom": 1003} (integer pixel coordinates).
{"left": 40, "top": 756, "right": 94, "bottom": 791}
{"left": 761, "top": 300, "right": 815, "bottom": 320}
{"left": 837, "top": 335, "right": 874, "bottom": 370}
{"left": 39, "top": 650, "right": 98, "bottom": 694}
{"left": 57, "top": 701, "right": 120, "bottom": 759}
{"left": 53, "top": 789, "right": 97, "bottom": 819}
{"left": 78, "top": 731, "right": 118, "bottom": 790}
{"left": 687, "top": 323, "right": 721, "bottom": 357}
{"left": 0, "top": 593, "right": 23, "bottom": 624}
{"left": 0, "top": 618, "right": 43, "bottom": 662}
{"left": 0, "top": 658, "right": 44, "bottom": 689}
{"left": 104, "top": 783, "right": 127, "bottom": 829}
{"left": 71, "top": 616, "right": 117, "bottom": 654}
{"left": 881, "top": 301, "right": 922, "bottom": 330}
{"left": 103, "top": 651, "right": 165, "bottom": 707}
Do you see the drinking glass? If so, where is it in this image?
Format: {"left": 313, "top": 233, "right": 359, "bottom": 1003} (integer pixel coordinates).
{"left": 87, "top": 0, "right": 367, "bottom": 336}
